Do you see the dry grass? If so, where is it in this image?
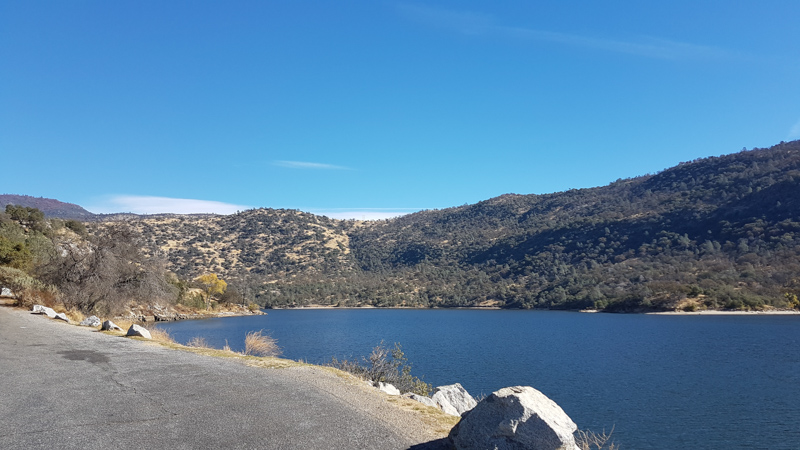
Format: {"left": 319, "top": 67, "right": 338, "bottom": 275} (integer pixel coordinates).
{"left": 186, "top": 336, "right": 210, "bottom": 348}
{"left": 112, "top": 319, "right": 135, "bottom": 330}
{"left": 64, "top": 309, "right": 85, "bottom": 324}
{"left": 575, "top": 428, "right": 618, "bottom": 450}
{"left": 385, "top": 395, "right": 460, "bottom": 435}
{"left": 245, "top": 357, "right": 304, "bottom": 369}
{"left": 98, "top": 318, "right": 135, "bottom": 335}
{"left": 144, "top": 325, "right": 175, "bottom": 344}
{"left": 319, "top": 365, "right": 458, "bottom": 435}
{"left": 243, "top": 329, "right": 281, "bottom": 357}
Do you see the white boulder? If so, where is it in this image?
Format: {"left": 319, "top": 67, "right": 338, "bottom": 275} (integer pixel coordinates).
{"left": 1, "top": 287, "right": 13, "bottom": 297}
{"left": 126, "top": 324, "right": 151, "bottom": 339}
{"left": 80, "top": 315, "right": 102, "bottom": 327}
{"left": 54, "top": 312, "right": 70, "bottom": 323}
{"left": 378, "top": 382, "right": 401, "bottom": 396}
{"left": 32, "top": 305, "right": 57, "bottom": 318}
{"left": 449, "top": 386, "right": 579, "bottom": 450}
{"left": 432, "top": 383, "right": 477, "bottom": 416}
{"left": 101, "top": 320, "right": 123, "bottom": 331}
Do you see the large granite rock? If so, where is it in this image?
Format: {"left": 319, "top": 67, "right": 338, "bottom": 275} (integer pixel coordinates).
{"left": 101, "top": 320, "right": 123, "bottom": 331}
{"left": 449, "top": 386, "right": 579, "bottom": 450}
{"left": 126, "top": 324, "right": 151, "bottom": 339}
{"left": 432, "top": 383, "right": 477, "bottom": 416}
{"left": 80, "top": 315, "right": 102, "bottom": 327}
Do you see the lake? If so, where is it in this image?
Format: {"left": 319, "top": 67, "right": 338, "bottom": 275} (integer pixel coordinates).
{"left": 156, "top": 309, "right": 800, "bottom": 449}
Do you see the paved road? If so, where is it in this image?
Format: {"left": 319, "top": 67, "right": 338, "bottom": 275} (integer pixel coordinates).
{"left": 0, "top": 306, "right": 448, "bottom": 449}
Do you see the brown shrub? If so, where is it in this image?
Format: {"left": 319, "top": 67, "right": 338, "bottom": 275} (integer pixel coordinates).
{"left": 243, "top": 329, "right": 281, "bottom": 357}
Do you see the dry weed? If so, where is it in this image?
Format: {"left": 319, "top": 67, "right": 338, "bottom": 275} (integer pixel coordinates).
{"left": 111, "top": 319, "right": 135, "bottom": 331}
{"left": 65, "top": 309, "right": 85, "bottom": 324}
{"left": 575, "top": 427, "right": 618, "bottom": 450}
{"left": 186, "top": 336, "right": 210, "bottom": 348}
{"left": 243, "top": 329, "right": 281, "bottom": 357}
{"left": 143, "top": 325, "right": 175, "bottom": 343}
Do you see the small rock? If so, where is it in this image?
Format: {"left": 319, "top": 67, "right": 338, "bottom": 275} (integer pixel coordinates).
{"left": 101, "top": 320, "right": 123, "bottom": 331}
{"left": 406, "top": 393, "right": 439, "bottom": 408}
{"left": 449, "top": 386, "right": 579, "bottom": 450}
{"left": 80, "top": 315, "right": 102, "bottom": 327}
{"left": 54, "top": 312, "right": 70, "bottom": 323}
{"left": 378, "top": 382, "right": 401, "bottom": 396}
{"left": 1, "top": 287, "right": 13, "bottom": 297}
{"left": 432, "top": 383, "right": 477, "bottom": 416}
{"left": 126, "top": 324, "right": 152, "bottom": 339}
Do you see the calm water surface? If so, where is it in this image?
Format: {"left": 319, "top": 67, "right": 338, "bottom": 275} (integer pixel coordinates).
{"left": 157, "top": 309, "right": 800, "bottom": 449}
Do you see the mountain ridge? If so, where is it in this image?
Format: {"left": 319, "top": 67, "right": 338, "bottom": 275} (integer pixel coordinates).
{"left": 6, "top": 140, "right": 800, "bottom": 311}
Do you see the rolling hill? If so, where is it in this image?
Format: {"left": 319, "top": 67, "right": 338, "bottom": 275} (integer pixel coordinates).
{"left": 73, "top": 139, "right": 800, "bottom": 312}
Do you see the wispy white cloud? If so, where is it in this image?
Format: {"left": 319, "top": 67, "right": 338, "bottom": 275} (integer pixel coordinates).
{"left": 397, "top": 3, "right": 734, "bottom": 60}
{"left": 308, "top": 208, "right": 420, "bottom": 220}
{"left": 86, "top": 196, "right": 250, "bottom": 215}
{"left": 789, "top": 118, "right": 800, "bottom": 140}
{"left": 273, "top": 160, "right": 352, "bottom": 170}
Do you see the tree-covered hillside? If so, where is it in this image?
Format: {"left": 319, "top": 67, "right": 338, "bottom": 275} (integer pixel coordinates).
{"left": 95, "top": 140, "right": 800, "bottom": 312}
{"left": 0, "top": 195, "right": 95, "bottom": 220}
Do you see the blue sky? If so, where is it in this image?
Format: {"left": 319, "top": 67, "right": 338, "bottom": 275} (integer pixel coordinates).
{"left": 2, "top": 1, "right": 799, "bottom": 219}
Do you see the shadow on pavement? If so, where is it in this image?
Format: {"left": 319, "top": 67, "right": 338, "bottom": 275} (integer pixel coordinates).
{"left": 408, "top": 437, "right": 453, "bottom": 450}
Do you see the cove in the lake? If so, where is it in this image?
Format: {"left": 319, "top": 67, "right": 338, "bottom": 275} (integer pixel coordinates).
{"left": 157, "top": 309, "right": 800, "bottom": 449}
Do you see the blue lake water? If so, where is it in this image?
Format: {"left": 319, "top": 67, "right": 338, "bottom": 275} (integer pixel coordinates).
{"left": 156, "top": 309, "right": 800, "bottom": 449}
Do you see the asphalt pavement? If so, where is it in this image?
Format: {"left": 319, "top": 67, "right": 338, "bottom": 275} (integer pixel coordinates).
{"left": 0, "top": 306, "right": 449, "bottom": 449}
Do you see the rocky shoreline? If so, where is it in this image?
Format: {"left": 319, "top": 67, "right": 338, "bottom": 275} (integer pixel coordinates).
{"left": 123, "top": 302, "right": 266, "bottom": 323}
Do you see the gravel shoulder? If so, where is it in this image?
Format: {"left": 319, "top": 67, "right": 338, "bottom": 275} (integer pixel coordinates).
{"left": 0, "top": 305, "right": 454, "bottom": 449}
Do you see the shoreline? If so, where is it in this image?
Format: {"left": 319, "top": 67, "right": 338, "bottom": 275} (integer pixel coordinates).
{"left": 267, "top": 304, "right": 503, "bottom": 310}
{"left": 267, "top": 304, "right": 800, "bottom": 315}
{"left": 646, "top": 309, "right": 800, "bottom": 315}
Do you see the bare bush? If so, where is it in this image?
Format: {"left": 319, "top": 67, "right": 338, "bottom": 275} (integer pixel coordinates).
{"left": 38, "top": 223, "right": 176, "bottom": 315}
{"left": 243, "top": 329, "right": 281, "bottom": 357}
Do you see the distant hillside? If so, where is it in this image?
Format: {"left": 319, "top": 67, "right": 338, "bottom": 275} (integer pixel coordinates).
{"left": 342, "top": 140, "right": 800, "bottom": 311}
{"left": 0, "top": 195, "right": 95, "bottom": 220}
{"left": 83, "top": 139, "right": 800, "bottom": 311}
{"left": 112, "top": 209, "right": 356, "bottom": 283}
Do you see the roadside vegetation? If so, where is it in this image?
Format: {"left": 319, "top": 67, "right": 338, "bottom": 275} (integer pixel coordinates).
{"left": 0, "top": 204, "right": 252, "bottom": 320}
{"left": 329, "top": 341, "right": 432, "bottom": 396}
